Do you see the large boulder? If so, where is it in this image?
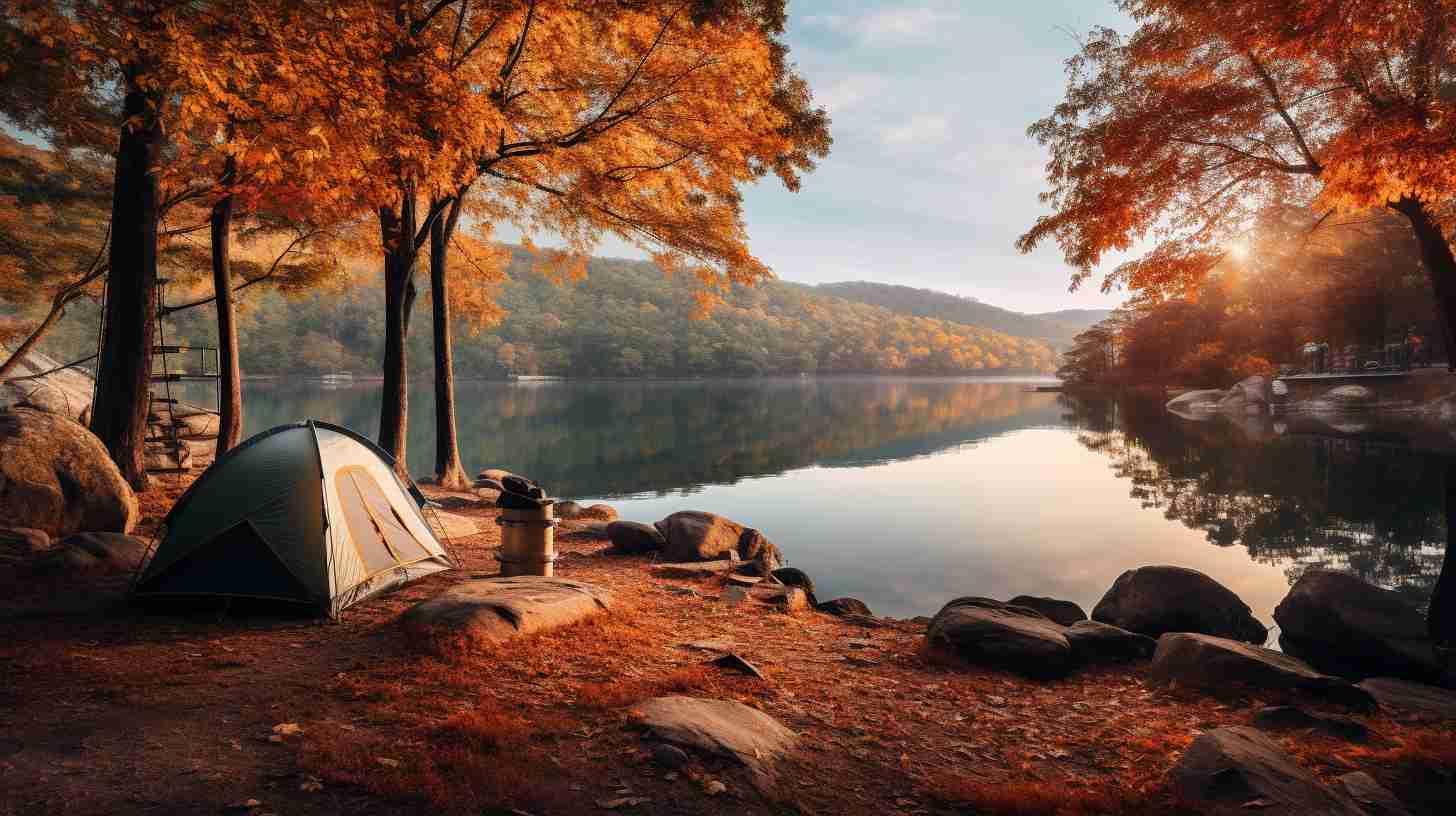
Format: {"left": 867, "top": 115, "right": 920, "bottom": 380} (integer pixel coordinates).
{"left": 926, "top": 597, "right": 1074, "bottom": 679}
{"left": 1007, "top": 595, "right": 1086, "bottom": 626}
{"left": 400, "top": 577, "right": 611, "bottom": 651}
{"left": 1218, "top": 376, "right": 1272, "bottom": 414}
{"left": 1149, "top": 633, "right": 1374, "bottom": 708}
{"left": 1356, "top": 677, "right": 1456, "bottom": 721}
{"left": 0, "top": 407, "right": 138, "bottom": 537}
{"left": 606, "top": 521, "right": 666, "bottom": 554}
{"left": 1063, "top": 620, "right": 1155, "bottom": 663}
{"left": 654, "top": 511, "right": 782, "bottom": 569}
{"left": 1091, "top": 565, "right": 1268, "bottom": 644}
{"left": 1274, "top": 569, "right": 1443, "bottom": 684}
{"left": 0, "top": 343, "right": 94, "bottom": 421}
{"left": 1335, "top": 772, "right": 1412, "bottom": 816}
{"left": 1169, "top": 726, "right": 1366, "bottom": 815}
{"left": 1166, "top": 389, "right": 1225, "bottom": 416}
{"left": 631, "top": 696, "right": 796, "bottom": 784}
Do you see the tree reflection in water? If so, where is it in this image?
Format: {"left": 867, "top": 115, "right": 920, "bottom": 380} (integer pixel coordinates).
{"left": 1061, "top": 393, "right": 1445, "bottom": 609}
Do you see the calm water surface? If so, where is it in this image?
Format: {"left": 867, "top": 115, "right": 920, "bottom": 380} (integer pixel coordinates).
{"left": 211, "top": 377, "right": 1445, "bottom": 627}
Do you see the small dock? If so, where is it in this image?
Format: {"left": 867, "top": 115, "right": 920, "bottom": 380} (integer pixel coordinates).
{"left": 1276, "top": 371, "right": 1411, "bottom": 384}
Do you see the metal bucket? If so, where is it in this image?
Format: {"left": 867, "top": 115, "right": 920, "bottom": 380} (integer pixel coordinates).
{"left": 495, "top": 503, "right": 558, "bottom": 577}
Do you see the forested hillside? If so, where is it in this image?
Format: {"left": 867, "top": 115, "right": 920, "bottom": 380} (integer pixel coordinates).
{"left": 816, "top": 281, "right": 1109, "bottom": 347}
{"left": 28, "top": 249, "right": 1059, "bottom": 379}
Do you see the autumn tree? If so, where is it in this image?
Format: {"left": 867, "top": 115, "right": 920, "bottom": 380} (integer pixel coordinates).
{"left": 1020, "top": 0, "right": 1456, "bottom": 641}
{"left": 331, "top": 0, "right": 829, "bottom": 486}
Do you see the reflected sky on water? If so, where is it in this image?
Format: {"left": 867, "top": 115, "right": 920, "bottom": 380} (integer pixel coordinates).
{"left": 201, "top": 377, "right": 1445, "bottom": 622}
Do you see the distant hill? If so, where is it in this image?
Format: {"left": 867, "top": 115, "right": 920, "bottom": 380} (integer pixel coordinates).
{"left": 814, "top": 281, "right": 1111, "bottom": 348}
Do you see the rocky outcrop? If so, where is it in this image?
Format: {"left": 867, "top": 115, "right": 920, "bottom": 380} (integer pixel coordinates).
{"left": 1169, "top": 726, "right": 1367, "bottom": 815}
{"left": 926, "top": 597, "right": 1074, "bottom": 679}
{"left": 631, "top": 696, "right": 795, "bottom": 784}
{"left": 555, "top": 500, "right": 585, "bottom": 518}
{"left": 1218, "top": 375, "right": 1272, "bottom": 415}
{"left": 1273, "top": 569, "right": 1443, "bottom": 684}
{"left": 0, "top": 407, "right": 138, "bottom": 537}
{"left": 400, "top": 577, "right": 611, "bottom": 650}
{"left": 1007, "top": 595, "right": 1086, "bottom": 626}
{"left": 1149, "top": 633, "right": 1374, "bottom": 708}
{"left": 606, "top": 521, "right": 666, "bottom": 554}
{"left": 1091, "top": 565, "right": 1267, "bottom": 643}
{"left": 580, "top": 504, "right": 618, "bottom": 522}
{"left": 1356, "top": 677, "right": 1456, "bottom": 721}
{"left": 1063, "top": 620, "right": 1155, "bottom": 663}
{"left": 654, "top": 511, "right": 782, "bottom": 571}
{"left": 817, "top": 597, "right": 872, "bottom": 617}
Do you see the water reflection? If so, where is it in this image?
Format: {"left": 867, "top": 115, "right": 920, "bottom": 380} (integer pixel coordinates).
{"left": 1062, "top": 393, "right": 1445, "bottom": 609}
{"left": 233, "top": 377, "right": 1065, "bottom": 497}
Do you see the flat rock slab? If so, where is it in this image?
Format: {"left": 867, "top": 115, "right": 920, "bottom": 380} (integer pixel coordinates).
{"left": 651, "top": 560, "right": 735, "bottom": 579}
{"left": 1170, "top": 726, "right": 1366, "bottom": 815}
{"left": 400, "top": 577, "right": 611, "bottom": 648}
{"left": 1336, "top": 772, "right": 1413, "bottom": 816}
{"left": 427, "top": 511, "right": 479, "bottom": 539}
{"left": 1064, "top": 620, "right": 1156, "bottom": 663}
{"left": 1008, "top": 595, "right": 1087, "bottom": 626}
{"left": 1357, "top": 677, "right": 1456, "bottom": 721}
{"left": 632, "top": 696, "right": 795, "bottom": 777}
{"left": 1150, "top": 633, "right": 1374, "bottom": 708}
{"left": 1251, "top": 706, "right": 1370, "bottom": 742}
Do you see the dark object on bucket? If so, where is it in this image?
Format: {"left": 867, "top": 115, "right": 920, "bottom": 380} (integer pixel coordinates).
{"left": 494, "top": 476, "right": 557, "bottom": 576}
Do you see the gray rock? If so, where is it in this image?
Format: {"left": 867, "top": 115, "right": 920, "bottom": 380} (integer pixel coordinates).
{"left": 1356, "top": 677, "right": 1456, "bottom": 721}
{"left": 927, "top": 597, "right": 1074, "bottom": 679}
{"left": 1170, "top": 726, "right": 1366, "bottom": 815}
{"left": 736, "top": 528, "right": 782, "bottom": 574}
{"left": 39, "top": 532, "right": 149, "bottom": 575}
{"left": 1335, "top": 772, "right": 1412, "bottom": 816}
{"left": 1092, "top": 565, "right": 1268, "bottom": 643}
{"left": 650, "top": 743, "right": 691, "bottom": 770}
{"left": 1064, "top": 619, "right": 1155, "bottom": 663}
{"left": 1251, "top": 706, "right": 1371, "bottom": 742}
{"left": 606, "top": 521, "right": 666, "bottom": 554}
{"left": 817, "top": 597, "right": 872, "bottom": 617}
{"left": 1274, "top": 569, "right": 1443, "bottom": 684}
{"left": 554, "top": 500, "right": 585, "bottom": 519}
{"left": 400, "top": 577, "right": 611, "bottom": 648}
{"left": 1007, "top": 595, "right": 1087, "bottom": 626}
{"left": 631, "top": 696, "right": 795, "bottom": 781}
{"left": 771, "top": 567, "right": 816, "bottom": 605}
{"left": 0, "top": 343, "right": 94, "bottom": 421}
{"left": 1149, "top": 633, "right": 1375, "bottom": 709}
{"left": 0, "top": 407, "right": 139, "bottom": 537}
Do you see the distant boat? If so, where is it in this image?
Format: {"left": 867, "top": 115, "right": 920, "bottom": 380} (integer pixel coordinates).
{"left": 514, "top": 374, "right": 563, "bottom": 382}
{"left": 320, "top": 372, "right": 354, "bottom": 386}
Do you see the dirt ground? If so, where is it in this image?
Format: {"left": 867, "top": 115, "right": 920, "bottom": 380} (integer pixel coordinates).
{"left": 2, "top": 477, "right": 1454, "bottom": 816}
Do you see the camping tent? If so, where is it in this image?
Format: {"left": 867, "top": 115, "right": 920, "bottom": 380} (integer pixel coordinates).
{"left": 133, "top": 421, "right": 452, "bottom": 616}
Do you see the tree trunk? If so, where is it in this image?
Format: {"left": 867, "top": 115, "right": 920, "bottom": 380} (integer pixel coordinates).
{"left": 91, "top": 61, "right": 162, "bottom": 490}
{"left": 210, "top": 157, "right": 242, "bottom": 454}
{"left": 1436, "top": 460, "right": 1456, "bottom": 648}
{"left": 1392, "top": 196, "right": 1456, "bottom": 369}
{"left": 377, "top": 195, "right": 418, "bottom": 469}
{"left": 429, "top": 197, "right": 468, "bottom": 489}
{"left": 1392, "top": 196, "right": 1456, "bottom": 649}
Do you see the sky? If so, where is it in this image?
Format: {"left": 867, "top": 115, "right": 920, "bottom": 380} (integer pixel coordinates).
{"left": 727, "top": 0, "right": 1134, "bottom": 314}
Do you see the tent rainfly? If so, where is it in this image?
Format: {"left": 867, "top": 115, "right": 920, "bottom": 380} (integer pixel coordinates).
{"left": 133, "top": 421, "right": 452, "bottom": 616}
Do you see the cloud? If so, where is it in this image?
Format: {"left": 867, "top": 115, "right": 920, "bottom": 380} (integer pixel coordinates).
{"left": 814, "top": 73, "right": 890, "bottom": 113}
{"left": 806, "top": 4, "right": 959, "bottom": 45}
{"left": 881, "top": 114, "right": 951, "bottom": 148}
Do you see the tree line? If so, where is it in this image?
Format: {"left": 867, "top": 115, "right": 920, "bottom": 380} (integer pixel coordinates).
{"left": 1, "top": 0, "right": 832, "bottom": 492}
{"left": 1056, "top": 208, "right": 1441, "bottom": 386}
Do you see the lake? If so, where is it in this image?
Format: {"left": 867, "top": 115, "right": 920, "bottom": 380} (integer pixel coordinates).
{"left": 211, "top": 376, "right": 1446, "bottom": 629}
